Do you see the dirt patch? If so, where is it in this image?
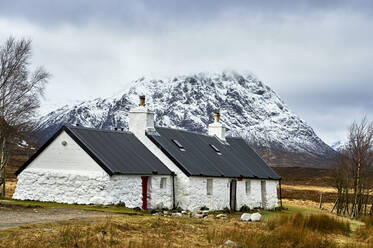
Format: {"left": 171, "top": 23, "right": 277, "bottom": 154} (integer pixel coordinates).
{"left": 0, "top": 203, "right": 119, "bottom": 229}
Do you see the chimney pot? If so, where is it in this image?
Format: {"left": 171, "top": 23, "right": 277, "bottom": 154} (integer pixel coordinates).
{"left": 214, "top": 109, "right": 220, "bottom": 123}
{"left": 139, "top": 95, "right": 146, "bottom": 106}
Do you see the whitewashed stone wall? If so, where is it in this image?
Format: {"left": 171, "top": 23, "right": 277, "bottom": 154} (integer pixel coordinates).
{"left": 13, "top": 169, "right": 111, "bottom": 204}
{"left": 13, "top": 169, "right": 173, "bottom": 208}
{"left": 149, "top": 176, "right": 173, "bottom": 209}
{"left": 187, "top": 177, "right": 230, "bottom": 211}
{"left": 265, "top": 180, "right": 279, "bottom": 209}
{"left": 182, "top": 178, "right": 278, "bottom": 211}
{"left": 237, "top": 179, "right": 262, "bottom": 209}
{"left": 236, "top": 179, "right": 279, "bottom": 209}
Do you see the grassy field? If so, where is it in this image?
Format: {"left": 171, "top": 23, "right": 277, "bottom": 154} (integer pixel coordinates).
{"left": 2, "top": 165, "right": 372, "bottom": 247}
{"left": 0, "top": 202, "right": 371, "bottom": 248}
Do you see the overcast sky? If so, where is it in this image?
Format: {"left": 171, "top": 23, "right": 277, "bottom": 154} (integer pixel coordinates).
{"left": 1, "top": 0, "right": 372, "bottom": 145}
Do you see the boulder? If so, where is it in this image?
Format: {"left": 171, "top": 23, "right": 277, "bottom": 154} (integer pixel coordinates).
{"left": 250, "top": 212, "right": 262, "bottom": 222}
{"left": 240, "top": 213, "right": 251, "bottom": 222}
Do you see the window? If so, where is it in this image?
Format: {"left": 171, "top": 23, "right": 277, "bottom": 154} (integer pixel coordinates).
{"left": 171, "top": 139, "right": 185, "bottom": 151}
{"left": 160, "top": 178, "right": 167, "bottom": 189}
{"left": 209, "top": 144, "right": 222, "bottom": 155}
{"left": 245, "top": 180, "right": 251, "bottom": 195}
{"left": 207, "top": 179, "right": 213, "bottom": 195}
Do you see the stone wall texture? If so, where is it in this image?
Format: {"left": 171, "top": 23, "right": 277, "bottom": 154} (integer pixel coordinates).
{"left": 13, "top": 169, "right": 173, "bottom": 208}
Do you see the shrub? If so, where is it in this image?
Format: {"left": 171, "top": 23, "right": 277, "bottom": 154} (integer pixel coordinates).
{"left": 115, "top": 201, "right": 126, "bottom": 207}
{"left": 239, "top": 205, "right": 250, "bottom": 212}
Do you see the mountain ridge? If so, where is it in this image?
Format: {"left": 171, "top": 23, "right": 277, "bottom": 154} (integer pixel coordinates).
{"left": 37, "top": 71, "right": 336, "bottom": 168}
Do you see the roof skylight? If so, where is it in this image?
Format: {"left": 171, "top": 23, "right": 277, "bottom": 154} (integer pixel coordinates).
{"left": 209, "top": 144, "right": 222, "bottom": 155}
{"left": 172, "top": 139, "right": 186, "bottom": 151}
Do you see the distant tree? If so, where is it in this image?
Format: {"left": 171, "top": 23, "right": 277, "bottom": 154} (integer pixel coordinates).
{"left": 332, "top": 117, "right": 373, "bottom": 218}
{"left": 0, "top": 37, "right": 49, "bottom": 197}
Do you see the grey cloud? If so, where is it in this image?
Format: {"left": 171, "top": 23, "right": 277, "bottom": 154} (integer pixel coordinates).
{"left": 0, "top": 0, "right": 372, "bottom": 145}
{"left": 1, "top": 0, "right": 373, "bottom": 28}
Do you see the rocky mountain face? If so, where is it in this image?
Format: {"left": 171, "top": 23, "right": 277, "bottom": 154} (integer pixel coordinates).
{"left": 38, "top": 71, "right": 336, "bottom": 168}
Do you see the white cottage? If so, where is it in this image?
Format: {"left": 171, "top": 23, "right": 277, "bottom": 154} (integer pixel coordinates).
{"left": 13, "top": 96, "right": 280, "bottom": 211}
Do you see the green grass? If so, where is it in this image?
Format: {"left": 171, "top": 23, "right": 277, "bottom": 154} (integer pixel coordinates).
{"left": 0, "top": 198, "right": 144, "bottom": 215}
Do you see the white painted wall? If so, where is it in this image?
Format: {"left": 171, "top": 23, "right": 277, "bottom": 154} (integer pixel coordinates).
{"left": 149, "top": 176, "right": 173, "bottom": 209}
{"left": 188, "top": 177, "right": 230, "bottom": 211}
{"left": 13, "top": 169, "right": 173, "bottom": 208}
{"left": 13, "top": 168, "right": 110, "bottom": 204}
{"left": 185, "top": 177, "right": 278, "bottom": 211}
{"left": 265, "top": 180, "right": 279, "bottom": 209}
{"left": 26, "top": 131, "right": 105, "bottom": 172}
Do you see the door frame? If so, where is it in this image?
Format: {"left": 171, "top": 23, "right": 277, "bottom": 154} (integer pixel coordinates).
{"left": 261, "top": 180, "right": 267, "bottom": 209}
{"left": 230, "top": 179, "right": 237, "bottom": 211}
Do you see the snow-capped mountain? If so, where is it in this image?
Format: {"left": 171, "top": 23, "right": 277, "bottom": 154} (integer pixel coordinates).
{"left": 331, "top": 141, "right": 345, "bottom": 151}
{"left": 38, "top": 71, "right": 335, "bottom": 167}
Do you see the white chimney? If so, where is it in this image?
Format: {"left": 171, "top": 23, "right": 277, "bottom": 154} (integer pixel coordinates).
{"left": 128, "top": 96, "right": 155, "bottom": 137}
{"left": 208, "top": 109, "right": 226, "bottom": 141}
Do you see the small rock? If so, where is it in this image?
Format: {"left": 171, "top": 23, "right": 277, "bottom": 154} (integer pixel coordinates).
{"left": 240, "top": 213, "right": 251, "bottom": 222}
{"left": 171, "top": 212, "right": 182, "bottom": 217}
{"left": 224, "top": 240, "right": 238, "bottom": 247}
{"left": 181, "top": 210, "right": 188, "bottom": 215}
{"left": 216, "top": 214, "right": 228, "bottom": 220}
{"left": 250, "top": 212, "right": 262, "bottom": 222}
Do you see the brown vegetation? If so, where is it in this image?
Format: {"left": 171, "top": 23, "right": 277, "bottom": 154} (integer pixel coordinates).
{"left": 0, "top": 211, "right": 370, "bottom": 248}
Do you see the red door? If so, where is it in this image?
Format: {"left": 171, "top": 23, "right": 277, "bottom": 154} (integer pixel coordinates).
{"left": 141, "top": 176, "right": 149, "bottom": 210}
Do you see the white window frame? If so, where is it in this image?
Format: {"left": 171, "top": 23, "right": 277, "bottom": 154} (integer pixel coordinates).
{"left": 245, "top": 180, "right": 251, "bottom": 195}
{"left": 160, "top": 177, "right": 167, "bottom": 189}
{"left": 207, "top": 179, "right": 213, "bottom": 195}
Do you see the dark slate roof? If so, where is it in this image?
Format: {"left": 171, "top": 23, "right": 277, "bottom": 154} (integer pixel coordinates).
{"left": 146, "top": 127, "right": 280, "bottom": 180}
{"left": 16, "top": 126, "right": 172, "bottom": 176}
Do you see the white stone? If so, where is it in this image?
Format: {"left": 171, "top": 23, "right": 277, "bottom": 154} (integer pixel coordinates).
{"left": 171, "top": 212, "right": 182, "bottom": 217}
{"left": 223, "top": 240, "right": 239, "bottom": 247}
{"left": 216, "top": 214, "right": 228, "bottom": 219}
{"left": 250, "top": 212, "right": 262, "bottom": 222}
{"left": 240, "top": 213, "right": 251, "bottom": 222}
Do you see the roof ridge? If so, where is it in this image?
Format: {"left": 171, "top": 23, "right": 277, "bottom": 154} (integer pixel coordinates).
{"left": 155, "top": 126, "right": 210, "bottom": 136}
{"left": 66, "top": 125, "right": 132, "bottom": 134}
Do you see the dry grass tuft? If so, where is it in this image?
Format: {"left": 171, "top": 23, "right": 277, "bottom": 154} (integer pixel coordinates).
{"left": 268, "top": 212, "right": 350, "bottom": 235}
{"left": 356, "top": 216, "right": 373, "bottom": 244}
